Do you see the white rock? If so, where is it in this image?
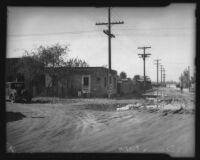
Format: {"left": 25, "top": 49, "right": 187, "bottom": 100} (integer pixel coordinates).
{"left": 146, "top": 105, "right": 157, "bottom": 109}
{"left": 116, "top": 104, "right": 134, "bottom": 111}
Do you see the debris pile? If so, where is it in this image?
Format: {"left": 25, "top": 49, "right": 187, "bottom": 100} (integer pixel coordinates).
{"left": 116, "top": 103, "right": 142, "bottom": 111}
{"left": 116, "top": 104, "right": 134, "bottom": 111}
{"left": 116, "top": 97, "right": 194, "bottom": 115}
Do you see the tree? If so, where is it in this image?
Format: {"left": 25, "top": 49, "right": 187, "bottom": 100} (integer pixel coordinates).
{"left": 120, "top": 71, "right": 127, "bottom": 79}
{"left": 191, "top": 72, "right": 195, "bottom": 83}
{"left": 66, "top": 57, "right": 89, "bottom": 67}
{"left": 37, "top": 44, "right": 69, "bottom": 91}
{"left": 17, "top": 43, "right": 69, "bottom": 89}
{"left": 133, "top": 75, "right": 140, "bottom": 81}
{"left": 191, "top": 76, "right": 195, "bottom": 83}
{"left": 100, "top": 64, "right": 108, "bottom": 68}
{"left": 17, "top": 51, "right": 44, "bottom": 89}
{"left": 17, "top": 43, "right": 89, "bottom": 97}
{"left": 37, "top": 43, "right": 69, "bottom": 67}
{"left": 179, "top": 69, "right": 190, "bottom": 88}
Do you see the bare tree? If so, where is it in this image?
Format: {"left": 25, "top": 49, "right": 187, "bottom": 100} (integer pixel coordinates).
{"left": 120, "top": 71, "right": 127, "bottom": 79}
{"left": 17, "top": 43, "right": 89, "bottom": 99}
{"left": 179, "top": 69, "right": 190, "bottom": 88}
{"left": 66, "top": 57, "right": 89, "bottom": 67}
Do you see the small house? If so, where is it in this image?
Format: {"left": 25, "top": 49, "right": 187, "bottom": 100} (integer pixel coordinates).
{"left": 45, "top": 67, "right": 118, "bottom": 98}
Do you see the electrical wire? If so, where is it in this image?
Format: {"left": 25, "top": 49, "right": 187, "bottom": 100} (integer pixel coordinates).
{"left": 8, "top": 27, "right": 192, "bottom": 38}
{"left": 8, "top": 30, "right": 102, "bottom": 37}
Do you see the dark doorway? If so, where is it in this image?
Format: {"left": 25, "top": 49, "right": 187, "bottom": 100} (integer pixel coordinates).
{"left": 83, "top": 77, "right": 89, "bottom": 86}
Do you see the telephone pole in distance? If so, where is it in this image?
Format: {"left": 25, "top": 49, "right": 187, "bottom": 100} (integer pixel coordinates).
{"left": 188, "top": 66, "right": 190, "bottom": 92}
{"left": 162, "top": 68, "right": 166, "bottom": 87}
{"left": 160, "top": 65, "right": 163, "bottom": 86}
{"left": 154, "top": 59, "right": 161, "bottom": 87}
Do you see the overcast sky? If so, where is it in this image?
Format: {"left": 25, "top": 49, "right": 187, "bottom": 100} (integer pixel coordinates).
{"left": 7, "top": 3, "right": 196, "bottom": 82}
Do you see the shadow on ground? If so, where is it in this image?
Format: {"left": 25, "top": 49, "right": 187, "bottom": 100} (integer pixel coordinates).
{"left": 6, "top": 99, "right": 51, "bottom": 104}
{"left": 7, "top": 111, "right": 26, "bottom": 122}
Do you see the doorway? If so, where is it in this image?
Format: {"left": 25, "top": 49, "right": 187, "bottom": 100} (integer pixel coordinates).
{"left": 82, "top": 75, "right": 91, "bottom": 94}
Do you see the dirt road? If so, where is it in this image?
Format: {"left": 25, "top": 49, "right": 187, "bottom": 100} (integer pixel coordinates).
{"left": 6, "top": 87, "right": 195, "bottom": 157}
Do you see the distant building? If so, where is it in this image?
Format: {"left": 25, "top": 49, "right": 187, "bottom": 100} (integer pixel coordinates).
{"left": 117, "top": 75, "right": 152, "bottom": 95}
{"left": 117, "top": 78, "right": 134, "bottom": 95}
{"left": 166, "top": 83, "right": 176, "bottom": 88}
{"left": 133, "top": 75, "right": 152, "bottom": 90}
{"left": 45, "top": 67, "right": 118, "bottom": 98}
{"left": 6, "top": 58, "right": 24, "bottom": 82}
{"left": 6, "top": 58, "right": 118, "bottom": 98}
{"left": 6, "top": 58, "right": 45, "bottom": 96}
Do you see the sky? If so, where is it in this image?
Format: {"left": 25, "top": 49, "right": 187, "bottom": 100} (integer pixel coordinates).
{"left": 7, "top": 3, "right": 196, "bottom": 82}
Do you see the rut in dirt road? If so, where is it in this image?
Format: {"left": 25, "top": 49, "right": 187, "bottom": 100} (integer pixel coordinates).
{"left": 7, "top": 100, "right": 194, "bottom": 156}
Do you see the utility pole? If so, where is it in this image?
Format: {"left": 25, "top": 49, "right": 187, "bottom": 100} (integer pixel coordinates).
{"left": 154, "top": 59, "right": 161, "bottom": 87}
{"left": 160, "top": 65, "right": 163, "bottom": 87}
{"left": 96, "top": 7, "right": 124, "bottom": 98}
{"left": 160, "top": 66, "right": 165, "bottom": 96}
{"left": 188, "top": 66, "right": 190, "bottom": 92}
{"left": 162, "top": 68, "right": 166, "bottom": 87}
{"left": 154, "top": 59, "right": 161, "bottom": 102}
{"left": 138, "top": 46, "right": 151, "bottom": 93}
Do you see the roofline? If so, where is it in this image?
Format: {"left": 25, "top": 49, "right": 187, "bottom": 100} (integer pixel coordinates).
{"left": 45, "top": 66, "right": 117, "bottom": 73}
{"left": 6, "top": 82, "right": 25, "bottom": 83}
{"left": 6, "top": 57, "right": 22, "bottom": 59}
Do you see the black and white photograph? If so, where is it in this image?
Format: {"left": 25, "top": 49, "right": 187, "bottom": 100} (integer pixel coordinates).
{"left": 5, "top": 3, "right": 196, "bottom": 157}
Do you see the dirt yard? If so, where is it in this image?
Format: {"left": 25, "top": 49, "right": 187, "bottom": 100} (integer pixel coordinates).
{"left": 6, "top": 87, "right": 195, "bottom": 157}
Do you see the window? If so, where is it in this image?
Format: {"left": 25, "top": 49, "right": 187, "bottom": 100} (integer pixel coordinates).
{"left": 83, "top": 77, "right": 89, "bottom": 86}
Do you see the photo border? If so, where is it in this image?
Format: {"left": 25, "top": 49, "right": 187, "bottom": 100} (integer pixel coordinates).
{"left": 0, "top": 0, "right": 198, "bottom": 160}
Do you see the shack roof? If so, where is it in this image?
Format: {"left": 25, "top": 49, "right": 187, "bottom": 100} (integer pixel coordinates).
{"left": 45, "top": 66, "right": 117, "bottom": 75}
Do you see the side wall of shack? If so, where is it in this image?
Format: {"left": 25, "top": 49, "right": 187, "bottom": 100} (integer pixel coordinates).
{"left": 120, "top": 80, "right": 134, "bottom": 94}
{"left": 68, "top": 69, "right": 117, "bottom": 97}
{"left": 45, "top": 68, "right": 117, "bottom": 98}
{"left": 117, "top": 79, "right": 153, "bottom": 95}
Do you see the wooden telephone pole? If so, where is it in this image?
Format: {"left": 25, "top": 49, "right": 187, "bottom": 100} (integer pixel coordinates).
{"left": 96, "top": 7, "right": 124, "bottom": 98}
{"left": 188, "top": 66, "right": 190, "bottom": 92}
{"left": 160, "top": 65, "right": 163, "bottom": 86}
{"left": 138, "top": 46, "right": 151, "bottom": 92}
{"left": 162, "top": 68, "right": 166, "bottom": 87}
{"left": 154, "top": 59, "right": 161, "bottom": 87}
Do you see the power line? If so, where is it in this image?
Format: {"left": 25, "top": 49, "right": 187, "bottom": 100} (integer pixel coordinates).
{"left": 8, "top": 27, "right": 191, "bottom": 38}
{"left": 162, "top": 62, "right": 192, "bottom": 65}
{"left": 8, "top": 30, "right": 102, "bottom": 37}
{"left": 112, "top": 27, "right": 192, "bottom": 31}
